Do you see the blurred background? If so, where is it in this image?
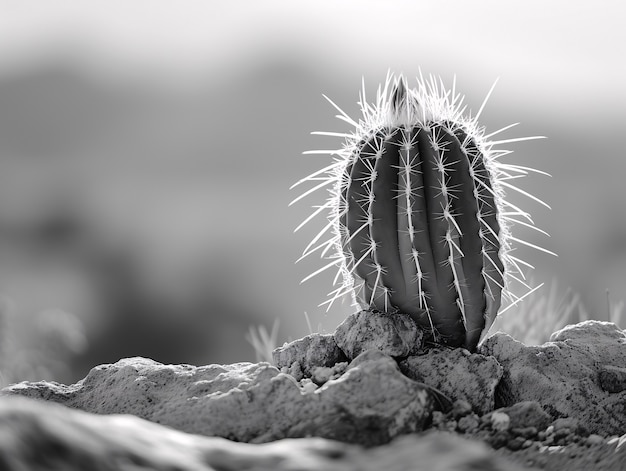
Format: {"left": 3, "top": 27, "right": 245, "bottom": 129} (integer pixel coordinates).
{"left": 0, "top": 0, "right": 624, "bottom": 384}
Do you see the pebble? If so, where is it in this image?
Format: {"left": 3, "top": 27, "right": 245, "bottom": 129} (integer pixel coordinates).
{"left": 552, "top": 417, "right": 578, "bottom": 432}
{"left": 431, "top": 411, "right": 446, "bottom": 428}
{"left": 489, "top": 432, "right": 510, "bottom": 449}
{"left": 451, "top": 400, "right": 473, "bottom": 419}
{"left": 507, "top": 436, "right": 526, "bottom": 451}
{"left": 444, "top": 419, "right": 458, "bottom": 432}
{"left": 555, "top": 435, "right": 573, "bottom": 446}
{"left": 311, "top": 366, "right": 334, "bottom": 384}
{"left": 456, "top": 414, "right": 479, "bottom": 434}
{"left": 554, "top": 428, "right": 571, "bottom": 440}
{"left": 511, "top": 426, "right": 538, "bottom": 439}
{"left": 491, "top": 411, "right": 510, "bottom": 432}
{"left": 300, "top": 379, "right": 318, "bottom": 394}
{"left": 586, "top": 434, "right": 605, "bottom": 446}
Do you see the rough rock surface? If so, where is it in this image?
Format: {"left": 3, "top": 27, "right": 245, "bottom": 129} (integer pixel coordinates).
{"left": 480, "top": 321, "right": 626, "bottom": 436}
{"left": 399, "top": 347, "right": 502, "bottom": 415}
{"left": 2, "top": 315, "right": 626, "bottom": 470}
{"left": 0, "top": 396, "right": 533, "bottom": 471}
{"left": 334, "top": 310, "right": 423, "bottom": 360}
{"left": 2, "top": 352, "right": 433, "bottom": 446}
{"left": 496, "top": 401, "right": 552, "bottom": 431}
{"left": 428, "top": 398, "right": 626, "bottom": 470}
{"left": 272, "top": 333, "right": 347, "bottom": 380}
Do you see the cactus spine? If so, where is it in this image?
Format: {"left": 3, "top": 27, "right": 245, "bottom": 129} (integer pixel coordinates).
{"left": 292, "top": 73, "right": 551, "bottom": 351}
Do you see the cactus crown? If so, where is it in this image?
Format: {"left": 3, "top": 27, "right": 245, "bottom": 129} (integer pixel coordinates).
{"left": 292, "top": 73, "right": 552, "bottom": 351}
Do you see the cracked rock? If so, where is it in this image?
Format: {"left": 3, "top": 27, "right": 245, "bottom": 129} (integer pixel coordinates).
{"left": 272, "top": 333, "right": 346, "bottom": 380}
{"left": 480, "top": 321, "right": 626, "bottom": 436}
{"left": 0, "top": 396, "right": 531, "bottom": 471}
{"left": 399, "top": 347, "right": 502, "bottom": 415}
{"left": 333, "top": 310, "right": 424, "bottom": 360}
{"left": 2, "top": 353, "right": 433, "bottom": 446}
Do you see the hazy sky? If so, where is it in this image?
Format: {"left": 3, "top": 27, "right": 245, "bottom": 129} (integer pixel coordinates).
{"left": 0, "top": 1, "right": 623, "bottom": 116}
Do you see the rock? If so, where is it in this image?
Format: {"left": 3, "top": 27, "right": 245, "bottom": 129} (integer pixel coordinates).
{"left": 334, "top": 310, "right": 423, "bottom": 360}
{"left": 3, "top": 316, "right": 626, "bottom": 470}
{"left": 0, "top": 396, "right": 531, "bottom": 471}
{"left": 310, "top": 363, "right": 348, "bottom": 385}
{"left": 480, "top": 321, "right": 626, "bottom": 436}
{"left": 549, "top": 321, "right": 625, "bottom": 345}
{"left": 308, "top": 350, "right": 434, "bottom": 445}
{"left": 586, "top": 434, "right": 605, "bottom": 446}
{"left": 399, "top": 347, "right": 502, "bottom": 415}
{"left": 272, "top": 333, "right": 346, "bottom": 380}
{"left": 491, "top": 411, "right": 511, "bottom": 432}
{"left": 457, "top": 414, "right": 480, "bottom": 434}
{"left": 450, "top": 400, "right": 473, "bottom": 419}
{"left": 2, "top": 354, "right": 433, "bottom": 446}
{"left": 507, "top": 436, "right": 527, "bottom": 451}
{"left": 495, "top": 432, "right": 626, "bottom": 471}
{"left": 552, "top": 417, "right": 581, "bottom": 434}
{"left": 498, "top": 401, "right": 552, "bottom": 431}
{"left": 511, "top": 426, "right": 538, "bottom": 440}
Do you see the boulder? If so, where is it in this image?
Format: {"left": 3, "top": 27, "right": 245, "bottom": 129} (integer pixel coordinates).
{"left": 272, "top": 333, "right": 347, "bottom": 381}
{"left": 2, "top": 353, "right": 433, "bottom": 446}
{"left": 334, "top": 310, "right": 423, "bottom": 360}
{"left": 3, "top": 319, "right": 626, "bottom": 470}
{"left": 0, "top": 396, "right": 532, "bottom": 471}
{"left": 399, "top": 347, "right": 502, "bottom": 415}
{"left": 480, "top": 321, "right": 626, "bottom": 436}
{"left": 495, "top": 401, "right": 552, "bottom": 431}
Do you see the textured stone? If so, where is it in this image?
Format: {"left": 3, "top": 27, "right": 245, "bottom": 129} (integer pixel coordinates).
{"left": 457, "top": 414, "right": 480, "bottom": 434}
{"left": 2, "top": 354, "right": 433, "bottom": 446}
{"left": 310, "top": 350, "right": 433, "bottom": 445}
{"left": 497, "top": 401, "right": 551, "bottom": 431}
{"left": 0, "top": 396, "right": 532, "bottom": 471}
{"left": 272, "top": 333, "right": 346, "bottom": 380}
{"left": 490, "top": 411, "right": 511, "bottom": 432}
{"left": 399, "top": 347, "right": 502, "bottom": 415}
{"left": 549, "top": 321, "right": 626, "bottom": 345}
{"left": 496, "top": 432, "right": 626, "bottom": 471}
{"left": 450, "top": 400, "right": 473, "bottom": 419}
{"left": 3, "top": 316, "right": 626, "bottom": 470}
{"left": 551, "top": 417, "right": 582, "bottom": 434}
{"left": 334, "top": 310, "right": 423, "bottom": 360}
{"left": 310, "top": 363, "right": 348, "bottom": 385}
{"left": 480, "top": 321, "right": 626, "bottom": 436}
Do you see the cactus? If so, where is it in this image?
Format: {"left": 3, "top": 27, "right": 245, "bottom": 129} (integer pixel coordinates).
{"left": 292, "top": 73, "right": 552, "bottom": 351}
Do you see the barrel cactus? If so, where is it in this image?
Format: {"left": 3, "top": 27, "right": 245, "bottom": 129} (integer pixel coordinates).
{"left": 292, "top": 73, "right": 551, "bottom": 351}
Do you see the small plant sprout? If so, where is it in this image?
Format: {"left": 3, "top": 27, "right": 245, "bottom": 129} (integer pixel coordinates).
{"left": 291, "top": 72, "right": 554, "bottom": 352}
{"left": 490, "top": 280, "right": 586, "bottom": 345}
{"left": 246, "top": 319, "right": 280, "bottom": 363}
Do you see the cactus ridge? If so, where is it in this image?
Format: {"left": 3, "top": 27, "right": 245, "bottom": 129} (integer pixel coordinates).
{"left": 292, "top": 72, "right": 553, "bottom": 351}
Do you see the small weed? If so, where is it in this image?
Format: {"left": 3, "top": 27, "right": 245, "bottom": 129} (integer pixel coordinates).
{"left": 0, "top": 295, "right": 87, "bottom": 387}
{"left": 246, "top": 318, "right": 280, "bottom": 364}
{"left": 489, "top": 280, "right": 624, "bottom": 345}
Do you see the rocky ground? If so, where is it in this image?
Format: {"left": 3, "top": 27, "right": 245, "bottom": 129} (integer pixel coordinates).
{"left": 1, "top": 310, "right": 625, "bottom": 470}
